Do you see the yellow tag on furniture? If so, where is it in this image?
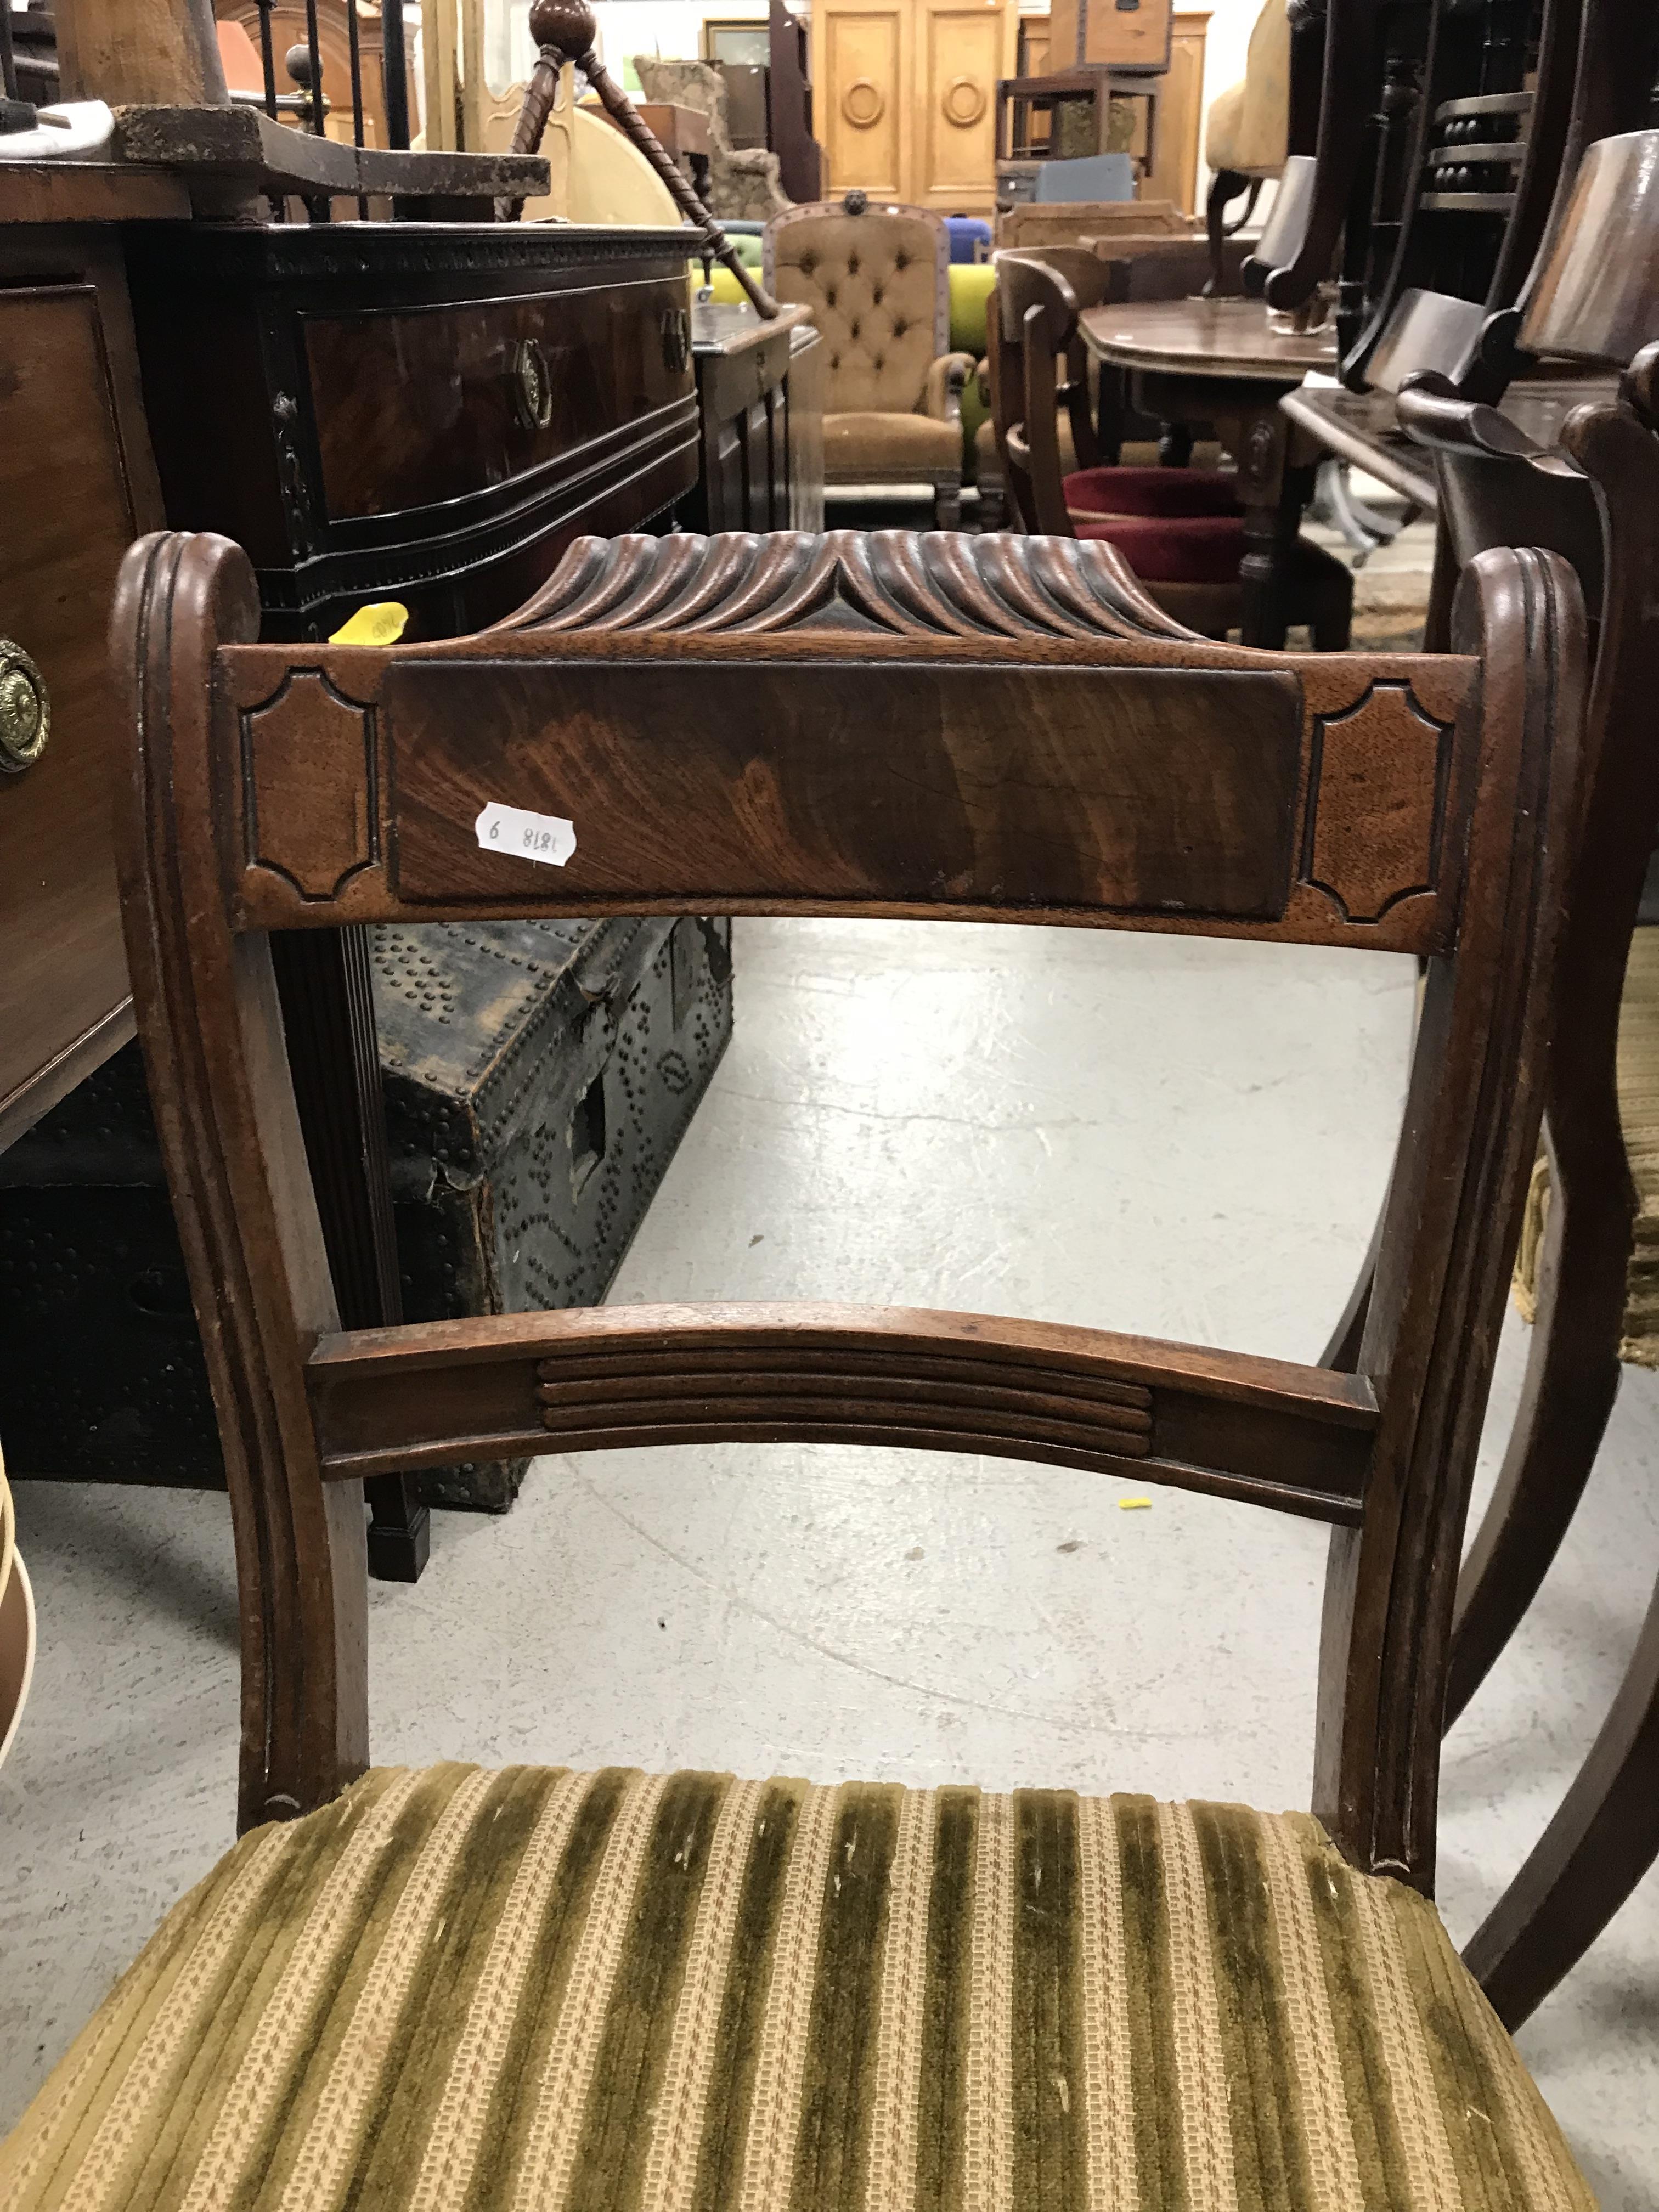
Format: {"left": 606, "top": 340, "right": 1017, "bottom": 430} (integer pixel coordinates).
{"left": 329, "top": 602, "right": 409, "bottom": 645}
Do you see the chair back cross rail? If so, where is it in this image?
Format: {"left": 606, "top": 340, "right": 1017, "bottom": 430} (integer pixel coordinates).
{"left": 111, "top": 523, "right": 1586, "bottom": 1901}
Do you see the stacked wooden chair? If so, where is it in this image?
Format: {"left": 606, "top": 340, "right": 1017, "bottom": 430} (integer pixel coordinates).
{"left": 973, "top": 236, "right": 1251, "bottom": 524}
{"left": 1383, "top": 125, "right": 1659, "bottom": 2031}
{"left": 0, "top": 507, "right": 1600, "bottom": 2204}
{"left": 989, "top": 252, "right": 1353, "bottom": 640}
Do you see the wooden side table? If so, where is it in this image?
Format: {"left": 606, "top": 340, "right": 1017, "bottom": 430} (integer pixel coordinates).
{"left": 1079, "top": 295, "right": 1336, "bottom": 646}
{"left": 684, "top": 298, "right": 823, "bottom": 533}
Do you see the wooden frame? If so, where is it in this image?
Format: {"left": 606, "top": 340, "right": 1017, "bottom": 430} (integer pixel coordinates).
{"left": 112, "top": 522, "right": 1583, "bottom": 1907}
{"left": 702, "top": 16, "right": 771, "bottom": 66}
{"left": 1372, "top": 221, "right": 1659, "bottom": 2028}
{"left": 1338, "top": 0, "right": 1585, "bottom": 392}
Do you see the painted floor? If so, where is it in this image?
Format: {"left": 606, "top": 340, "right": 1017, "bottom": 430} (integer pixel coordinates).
{"left": 3, "top": 913, "right": 1656, "bottom": 2202}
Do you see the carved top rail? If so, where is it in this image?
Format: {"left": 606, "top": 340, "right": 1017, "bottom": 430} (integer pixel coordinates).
{"left": 218, "top": 529, "right": 1477, "bottom": 956}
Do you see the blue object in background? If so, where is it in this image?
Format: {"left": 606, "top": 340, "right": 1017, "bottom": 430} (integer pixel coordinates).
{"left": 943, "top": 216, "right": 993, "bottom": 264}
{"left": 1032, "top": 154, "right": 1136, "bottom": 203}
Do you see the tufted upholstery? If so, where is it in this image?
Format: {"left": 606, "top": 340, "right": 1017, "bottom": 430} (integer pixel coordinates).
{"left": 766, "top": 201, "right": 950, "bottom": 414}
{"left": 765, "top": 199, "right": 972, "bottom": 506}
{"left": 1204, "top": 0, "right": 1293, "bottom": 180}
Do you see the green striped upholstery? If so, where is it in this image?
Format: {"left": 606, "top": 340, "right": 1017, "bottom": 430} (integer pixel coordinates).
{"left": 0, "top": 1763, "right": 1591, "bottom": 2212}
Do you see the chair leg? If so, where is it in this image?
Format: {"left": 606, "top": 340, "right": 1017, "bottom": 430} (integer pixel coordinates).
{"left": 1309, "top": 572, "right": 1353, "bottom": 652}
{"left": 977, "top": 476, "right": 1006, "bottom": 532}
{"left": 1204, "top": 169, "right": 1250, "bottom": 295}
{"left": 1444, "top": 1125, "right": 1630, "bottom": 1729}
{"left": 1321, "top": 1220, "right": 1380, "bottom": 1373}
{"left": 1464, "top": 1572, "right": 1659, "bottom": 2029}
{"left": 934, "top": 478, "right": 962, "bottom": 531}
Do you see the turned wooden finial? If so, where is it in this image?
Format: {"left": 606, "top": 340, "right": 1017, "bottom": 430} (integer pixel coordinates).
{"left": 512, "top": 0, "right": 780, "bottom": 318}
{"left": 527, "top": 0, "right": 599, "bottom": 63}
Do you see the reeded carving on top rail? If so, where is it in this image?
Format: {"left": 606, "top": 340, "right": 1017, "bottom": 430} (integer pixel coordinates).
{"left": 495, "top": 528, "right": 1198, "bottom": 642}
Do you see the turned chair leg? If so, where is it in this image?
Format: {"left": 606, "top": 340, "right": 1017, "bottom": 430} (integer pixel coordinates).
{"left": 1465, "top": 1573, "right": 1659, "bottom": 2029}
{"left": 977, "top": 476, "right": 1006, "bottom": 532}
{"left": 1444, "top": 1122, "right": 1630, "bottom": 1729}
{"left": 934, "top": 477, "right": 962, "bottom": 531}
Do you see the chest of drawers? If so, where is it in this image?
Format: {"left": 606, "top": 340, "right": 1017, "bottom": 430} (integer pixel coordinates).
{"left": 124, "top": 218, "right": 702, "bottom": 639}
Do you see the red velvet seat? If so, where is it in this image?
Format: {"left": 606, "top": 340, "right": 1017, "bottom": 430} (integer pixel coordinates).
{"left": 1074, "top": 512, "right": 1252, "bottom": 585}
{"left": 1064, "top": 464, "right": 1241, "bottom": 520}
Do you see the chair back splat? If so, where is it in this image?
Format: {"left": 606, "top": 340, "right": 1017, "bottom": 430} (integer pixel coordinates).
{"left": 112, "top": 524, "right": 1587, "bottom": 1891}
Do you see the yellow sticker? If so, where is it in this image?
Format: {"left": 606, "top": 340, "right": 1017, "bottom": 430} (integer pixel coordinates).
{"left": 329, "top": 602, "right": 409, "bottom": 645}
{"left": 1118, "top": 1497, "right": 1152, "bottom": 1510}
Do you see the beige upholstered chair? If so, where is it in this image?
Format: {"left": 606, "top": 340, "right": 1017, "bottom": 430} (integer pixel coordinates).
{"left": 1203, "top": 0, "right": 1293, "bottom": 279}
{"left": 631, "top": 54, "right": 789, "bottom": 222}
{"left": 765, "top": 193, "right": 976, "bottom": 523}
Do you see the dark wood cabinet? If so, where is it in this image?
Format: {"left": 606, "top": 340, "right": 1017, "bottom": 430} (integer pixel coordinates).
{"left": 123, "top": 220, "right": 702, "bottom": 639}
{"left": 0, "top": 210, "right": 171, "bottom": 1149}
{"left": 685, "top": 299, "right": 825, "bottom": 534}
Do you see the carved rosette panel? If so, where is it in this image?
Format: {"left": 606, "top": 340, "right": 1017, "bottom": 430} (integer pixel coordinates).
{"left": 1301, "top": 680, "right": 1453, "bottom": 923}
{"left": 241, "top": 670, "right": 379, "bottom": 900}
{"left": 499, "top": 528, "right": 1199, "bottom": 642}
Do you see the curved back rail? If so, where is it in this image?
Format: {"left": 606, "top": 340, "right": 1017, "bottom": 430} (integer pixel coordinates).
{"left": 1342, "top": 0, "right": 1583, "bottom": 391}
{"left": 112, "top": 525, "right": 1586, "bottom": 1903}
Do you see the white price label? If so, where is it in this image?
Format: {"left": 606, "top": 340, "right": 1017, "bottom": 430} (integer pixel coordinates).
{"left": 474, "top": 801, "right": 577, "bottom": 868}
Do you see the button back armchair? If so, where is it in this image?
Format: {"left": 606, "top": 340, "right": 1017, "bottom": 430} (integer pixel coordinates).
{"left": 764, "top": 195, "right": 976, "bottom": 523}
{"left": 0, "top": 522, "right": 1595, "bottom": 2210}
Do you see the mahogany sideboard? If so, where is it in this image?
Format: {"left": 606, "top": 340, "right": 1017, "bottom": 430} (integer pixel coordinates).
{"left": 122, "top": 217, "right": 703, "bottom": 640}
{"left": 0, "top": 166, "right": 183, "bottom": 1152}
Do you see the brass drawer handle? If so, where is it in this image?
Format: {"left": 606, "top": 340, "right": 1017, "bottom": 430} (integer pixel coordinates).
{"left": 512, "top": 336, "right": 554, "bottom": 431}
{"left": 0, "top": 641, "right": 48, "bottom": 775}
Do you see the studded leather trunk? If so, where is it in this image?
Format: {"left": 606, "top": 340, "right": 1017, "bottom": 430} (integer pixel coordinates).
{"left": 0, "top": 916, "right": 732, "bottom": 1509}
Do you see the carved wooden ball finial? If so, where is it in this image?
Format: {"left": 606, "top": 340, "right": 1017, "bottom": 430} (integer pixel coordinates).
{"left": 528, "top": 0, "right": 599, "bottom": 61}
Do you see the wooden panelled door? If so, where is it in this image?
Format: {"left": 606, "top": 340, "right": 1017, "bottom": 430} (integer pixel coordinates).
{"left": 812, "top": 0, "right": 1017, "bottom": 213}
{"left": 817, "top": 0, "right": 908, "bottom": 198}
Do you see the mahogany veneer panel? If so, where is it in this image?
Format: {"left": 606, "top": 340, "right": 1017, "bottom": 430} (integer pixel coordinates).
{"left": 0, "top": 250, "right": 164, "bottom": 1146}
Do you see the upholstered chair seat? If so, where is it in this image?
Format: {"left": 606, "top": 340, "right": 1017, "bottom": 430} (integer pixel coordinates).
{"left": 824, "top": 408, "right": 964, "bottom": 478}
{"left": 1065, "top": 462, "right": 1240, "bottom": 518}
{"left": 0, "top": 1762, "right": 1593, "bottom": 2211}
{"left": 766, "top": 196, "right": 974, "bottom": 523}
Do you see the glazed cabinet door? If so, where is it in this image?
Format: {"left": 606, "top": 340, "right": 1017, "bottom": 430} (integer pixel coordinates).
{"left": 0, "top": 242, "right": 165, "bottom": 1148}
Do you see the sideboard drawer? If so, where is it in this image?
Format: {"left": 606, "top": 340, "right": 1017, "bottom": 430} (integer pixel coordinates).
{"left": 126, "top": 223, "right": 701, "bottom": 640}
{"left": 304, "top": 276, "right": 695, "bottom": 521}
{"left": 0, "top": 251, "right": 164, "bottom": 1147}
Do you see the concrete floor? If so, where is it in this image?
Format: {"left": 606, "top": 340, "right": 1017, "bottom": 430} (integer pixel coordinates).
{"left": 3, "top": 915, "right": 1656, "bottom": 2199}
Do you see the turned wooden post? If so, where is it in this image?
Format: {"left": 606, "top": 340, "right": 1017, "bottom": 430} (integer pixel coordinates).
{"left": 57, "top": 0, "right": 230, "bottom": 106}
{"left": 517, "top": 0, "right": 780, "bottom": 318}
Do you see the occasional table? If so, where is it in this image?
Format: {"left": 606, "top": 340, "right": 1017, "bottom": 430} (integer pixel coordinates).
{"left": 1079, "top": 295, "right": 1335, "bottom": 646}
